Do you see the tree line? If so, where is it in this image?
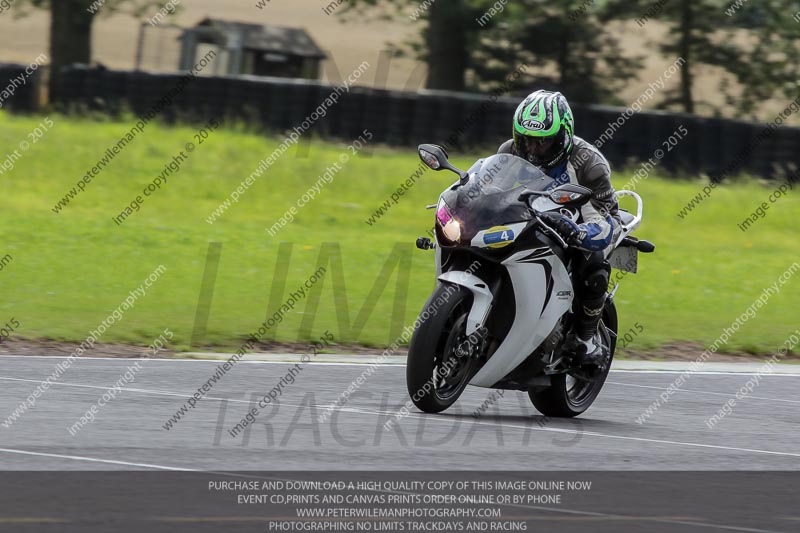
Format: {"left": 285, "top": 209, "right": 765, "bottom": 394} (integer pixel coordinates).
{"left": 11, "top": 0, "right": 800, "bottom": 119}
{"left": 343, "top": 0, "right": 800, "bottom": 118}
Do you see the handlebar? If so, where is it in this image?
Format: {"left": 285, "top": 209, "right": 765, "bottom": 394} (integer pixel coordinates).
{"left": 530, "top": 209, "right": 569, "bottom": 249}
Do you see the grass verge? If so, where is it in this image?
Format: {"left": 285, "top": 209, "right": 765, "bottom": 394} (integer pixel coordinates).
{"left": 1, "top": 112, "right": 797, "bottom": 356}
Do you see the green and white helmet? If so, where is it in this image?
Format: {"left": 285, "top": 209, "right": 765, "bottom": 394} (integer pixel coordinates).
{"left": 512, "top": 90, "right": 575, "bottom": 169}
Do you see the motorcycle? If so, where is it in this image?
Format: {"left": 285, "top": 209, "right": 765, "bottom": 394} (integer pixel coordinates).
{"left": 406, "top": 144, "right": 655, "bottom": 417}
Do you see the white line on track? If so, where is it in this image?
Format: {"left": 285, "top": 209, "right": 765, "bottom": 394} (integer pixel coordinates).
{"left": 606, "top": 381, "right": 800, "bottom": 404}
{"left": 0, "top": 376, "right": 250, "bottom": 404}
{"left": 0, "top": 447, "right": 196, "bottom": 471}
{"left": 334, "top": 404, "right": 800, "bottom": 460}
{"left": 2, "top": 375, "right": 799, "bottom": 461}
{"left": 610, "top": 369, "right": 800, "bottom": 377}
{"left": 1, "top": 354, "right": 799, "bottom": 375}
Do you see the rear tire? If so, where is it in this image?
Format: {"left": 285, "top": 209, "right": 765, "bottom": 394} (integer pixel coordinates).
{"left": 528, "top": 303, "right": 617, "bottom": 417}
{"left": 406, "top": 283, "right": 479, "bottom": 413}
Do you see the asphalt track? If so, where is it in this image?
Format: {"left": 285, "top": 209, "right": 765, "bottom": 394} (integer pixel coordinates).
{"left": 1, "top": 354, "right": 798, "bottom": 471}
{"left": 1, "top": 355, "right": 800, "bottom": 532}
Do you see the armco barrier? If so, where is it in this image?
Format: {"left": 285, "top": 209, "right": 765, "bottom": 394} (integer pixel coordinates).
{"left": 51, "top": 64, "right": 800, "bottom": 180}
{"left": 0, "top": 63, "right": 40, "bottom": 112}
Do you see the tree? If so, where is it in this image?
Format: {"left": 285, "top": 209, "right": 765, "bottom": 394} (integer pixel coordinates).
{"left": 13, "top": 0, "right": 170, "bottom": 102}
{"left": 471, "top": 1, "right": 643, "bottom": 104}
{"left": 721, "top": 0, "right": 800, "bottom": 115}
{"left": 615, "top": 0, "right": 799, "bottom": 116}
{"left": 341, "top": 0, "right": 642, "bottom": 103}
{"left": 339, "top": 0, "right": 489, "bottom": 91}
{"left": 424, "top": 0, "right": 472, "bottom": 91}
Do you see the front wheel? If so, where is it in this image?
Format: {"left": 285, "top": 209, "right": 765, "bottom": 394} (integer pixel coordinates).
{"left": 406, "top": 283, "right": 480, "bottom": 413}
{"left": 528, "top": 302, "right": 617, "bottom": 417}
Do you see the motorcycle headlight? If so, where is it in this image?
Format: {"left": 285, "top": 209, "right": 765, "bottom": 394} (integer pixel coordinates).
{"left": 436, "top": 199, "right": 461, "bottom": 244}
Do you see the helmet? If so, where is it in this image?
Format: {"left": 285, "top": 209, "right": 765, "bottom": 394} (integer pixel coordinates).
{"left": 512, "top": 90, "right": 574, "bottom": 169}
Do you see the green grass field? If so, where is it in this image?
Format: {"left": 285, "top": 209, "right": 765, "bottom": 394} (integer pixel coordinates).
{"left": 1, "top": 112, "right": 797, "bottom": 355}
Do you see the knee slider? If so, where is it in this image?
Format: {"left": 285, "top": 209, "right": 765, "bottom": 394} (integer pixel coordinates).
{"left": 582, "top": 263, "right": 610, "bottom": 294}
{"left": 589, "top": 268, "right": 609, "bottom": 291}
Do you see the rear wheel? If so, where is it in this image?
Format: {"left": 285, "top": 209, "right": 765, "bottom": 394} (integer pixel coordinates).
{"left": 528, "top": 304, "right": 617, "bottom": 417}
{"left": 406, "top": 284, "right": 480, "bottom": 413}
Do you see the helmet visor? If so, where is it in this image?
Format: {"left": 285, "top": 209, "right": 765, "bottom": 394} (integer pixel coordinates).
{"left": 523, "top": 135, "right": 558, "bottom": 157}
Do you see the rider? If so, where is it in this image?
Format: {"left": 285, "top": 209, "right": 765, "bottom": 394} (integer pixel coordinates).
{"left": 497, "top": 89, "right": 620, "bottom": 365}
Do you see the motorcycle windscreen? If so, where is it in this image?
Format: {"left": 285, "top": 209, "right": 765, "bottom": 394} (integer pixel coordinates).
{"left": 442, "top": 154, "right": 555, "bottom": 243}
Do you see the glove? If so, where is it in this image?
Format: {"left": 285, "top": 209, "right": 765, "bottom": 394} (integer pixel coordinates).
{"left": 539, "top": 212, "right": 583, "bottom": 246}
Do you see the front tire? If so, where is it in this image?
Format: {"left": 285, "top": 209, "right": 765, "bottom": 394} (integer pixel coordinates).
{"left": 406, "top": 283, "right": 479, "bottom": 413}
{"left": 528, "top": 302, "right": 617, "bottom": 417}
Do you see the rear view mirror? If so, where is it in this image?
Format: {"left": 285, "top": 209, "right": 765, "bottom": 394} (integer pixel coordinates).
{"left": 417, "top": 143, "right": 469, "bottom": 183}
{"left": 418, "top": 144, "right": 449, "bottom": 170}
{"left": 548, "top": 184, "right": 593, "bottom": 207}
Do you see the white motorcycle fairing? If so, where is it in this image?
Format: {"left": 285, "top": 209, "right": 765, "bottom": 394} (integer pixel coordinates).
{"left": 436, "top": 248, "right": 574, "bottom": 388}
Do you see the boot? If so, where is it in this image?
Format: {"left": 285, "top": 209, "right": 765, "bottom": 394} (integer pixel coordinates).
{"left": 568, "top": 295, "right": 608, "bottom": 366}
{"left": 574, "top": 331, "right": 606, "bottom": 365}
